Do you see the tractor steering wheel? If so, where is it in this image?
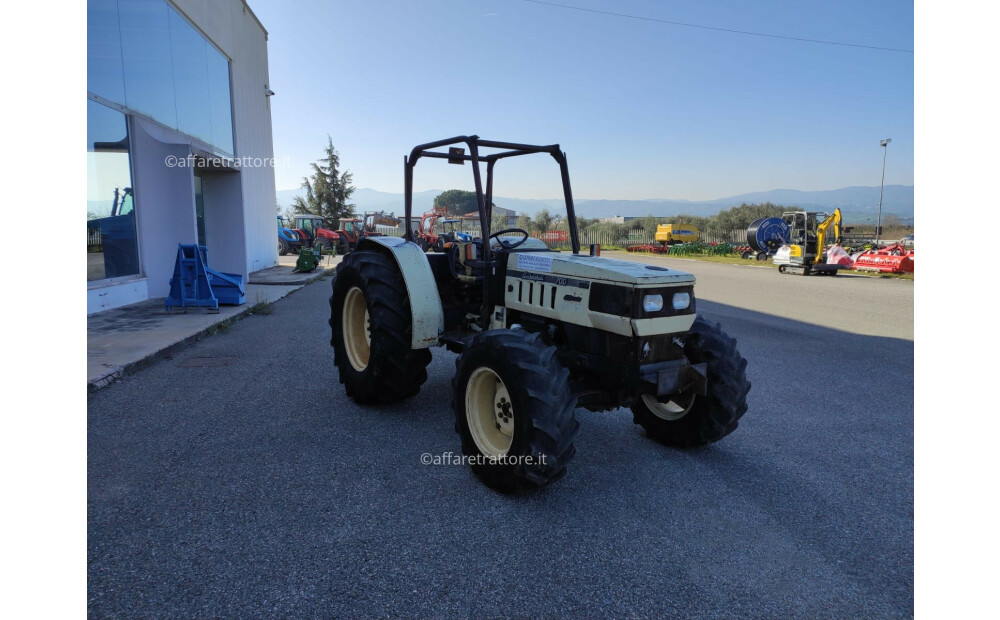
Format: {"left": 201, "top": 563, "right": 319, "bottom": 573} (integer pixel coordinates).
{"left": 489, "top": 228, "right": 530, "bottom": 249}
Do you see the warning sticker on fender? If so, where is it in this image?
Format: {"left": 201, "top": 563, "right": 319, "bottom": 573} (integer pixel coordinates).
{"left": 517, "top": 253, "right": 553, "bottom": 273}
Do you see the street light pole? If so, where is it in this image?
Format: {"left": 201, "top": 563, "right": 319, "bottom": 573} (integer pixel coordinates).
{"left": 876, "top": 138, "right": 891, "bottom": 246}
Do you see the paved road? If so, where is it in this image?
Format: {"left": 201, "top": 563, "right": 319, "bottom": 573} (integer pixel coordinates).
{"left": 89, "top": 258, "right": 913, "bottom": 618}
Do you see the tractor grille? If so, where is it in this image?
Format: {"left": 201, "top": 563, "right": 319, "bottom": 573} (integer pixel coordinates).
{"left": 515, "top": 279, "right": 558, "bottom": 310}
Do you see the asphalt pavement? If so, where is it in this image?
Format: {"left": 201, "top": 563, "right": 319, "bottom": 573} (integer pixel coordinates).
{"left": 88, "top": 256, "right": 913, "bottom": 618}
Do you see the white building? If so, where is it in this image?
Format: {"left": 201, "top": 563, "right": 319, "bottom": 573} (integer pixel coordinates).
{"left": 87, "top": 0, "right": 277, "bottom": 313}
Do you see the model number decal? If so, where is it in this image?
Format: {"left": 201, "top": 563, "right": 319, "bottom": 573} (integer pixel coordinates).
{"left": 507, "top": 270, "right": 590, "bottom": 289}
{"left": 517, "top": 254, "right": 553, "bottom": 273}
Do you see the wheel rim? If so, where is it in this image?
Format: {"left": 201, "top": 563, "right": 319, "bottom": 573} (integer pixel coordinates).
{"left": 343, "top": 287, "right": 371, "bottom": 371}
{"left": 642, "top": 393, "right": 695, "bottom": 421}
{"left": 465, "top": 367, "right": 514, "bottom": 457}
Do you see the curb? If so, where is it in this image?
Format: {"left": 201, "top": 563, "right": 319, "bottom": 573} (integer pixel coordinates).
{"left": 87, "top": 270, "right": 335, "bottom": 395}
{"left": 249, "top": 265, "right": 336, "bottom": 286}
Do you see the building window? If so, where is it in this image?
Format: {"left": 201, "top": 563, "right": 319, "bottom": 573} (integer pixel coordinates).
{"left": 88, "top": 100, "right": 140, "bottom": 281}
{"left": 87, "top": 0, "right": 234, "bottom": 156}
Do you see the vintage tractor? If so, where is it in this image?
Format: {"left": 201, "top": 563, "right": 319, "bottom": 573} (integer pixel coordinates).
{"left": 329, "top": 136, "right": 751, "bottom": 492}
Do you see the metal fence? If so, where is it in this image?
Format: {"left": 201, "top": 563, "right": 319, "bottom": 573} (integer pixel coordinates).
{"left": 349, "top": 225, "right": 748, "bottom": 249}
{"left": 536, "top": 228, "right": 747, "bottom": 250}
{"left": 88, "top": 228, "right": 102, "bottom": 248}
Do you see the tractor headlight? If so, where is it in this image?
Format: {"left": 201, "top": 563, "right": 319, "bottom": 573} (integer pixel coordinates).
{"left": 642, "top": 294, "right": 663, "bottom": 313}
{"left": 672, "top": 291, "right": 691, "bottom": 310}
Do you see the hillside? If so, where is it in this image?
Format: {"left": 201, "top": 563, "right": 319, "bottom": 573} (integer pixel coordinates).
{"left": 275, "top": 185, "right": 915, "bottom": 224}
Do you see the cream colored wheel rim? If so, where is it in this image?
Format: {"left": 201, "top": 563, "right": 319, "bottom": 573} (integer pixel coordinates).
{"left": 465, "top": 367, "right": 514, "bottom": 457}
{"left": 343, "top": 286, "right": 371, "bottom": 371}
{"left": 642, "top": 393, "right": 695, "bottom": 421}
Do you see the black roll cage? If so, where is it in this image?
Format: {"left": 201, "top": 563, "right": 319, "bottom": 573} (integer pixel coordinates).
{"left": 403, "top": 136, "right": 581, "bottom": 257}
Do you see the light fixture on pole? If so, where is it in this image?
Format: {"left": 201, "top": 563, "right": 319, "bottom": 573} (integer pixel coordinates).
{"left": 876, "top": 138, "right": 891, "bottom": 245}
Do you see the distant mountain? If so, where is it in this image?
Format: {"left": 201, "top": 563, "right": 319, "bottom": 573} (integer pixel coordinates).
{"left": 275, "top": 185, "right": 914, "bottom": 223}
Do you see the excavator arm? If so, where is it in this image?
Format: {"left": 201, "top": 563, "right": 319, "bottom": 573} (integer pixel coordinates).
{"left": 816, "top": 208, "right": 842, "bottom": 264}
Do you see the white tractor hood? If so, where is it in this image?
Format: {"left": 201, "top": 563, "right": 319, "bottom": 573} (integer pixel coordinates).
{"left": 511, "top": 252, "right": 695, "bottom": 286}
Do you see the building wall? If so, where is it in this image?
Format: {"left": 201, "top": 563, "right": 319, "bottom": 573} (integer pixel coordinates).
{"left": 87, "top": 0, "right": 277, "bottom": 313}
{"left": 130, "top": 117, "right": 199, "bottom": 298}
{"left": 201, "top": 170, "right": 247, "bottom": 277}
{"left": 172, "top": 0, "right": 278, "bottom": 275}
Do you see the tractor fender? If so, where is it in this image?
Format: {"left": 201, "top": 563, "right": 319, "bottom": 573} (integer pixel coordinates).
{"left": 353, "top": 236, "right": 444, "bottom": 349}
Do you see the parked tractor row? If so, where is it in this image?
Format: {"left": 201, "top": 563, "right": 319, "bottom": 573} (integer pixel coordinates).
{"left": 278, "top": 211, "right": 397, "bottom": 258}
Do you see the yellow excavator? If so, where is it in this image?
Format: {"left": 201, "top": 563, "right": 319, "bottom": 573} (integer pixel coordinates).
{"left": 772, "top": 208, "right": 843, "bottom": 275}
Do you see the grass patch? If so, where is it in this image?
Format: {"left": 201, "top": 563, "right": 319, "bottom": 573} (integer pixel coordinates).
{"left": 620, "top": 251, "right": 760, "bottom": 266}
{"left": 248, "top": 299, "right": 274, "bottom": 315}
{"left": 206, "top": 318, "right": 233, "bottom": 335}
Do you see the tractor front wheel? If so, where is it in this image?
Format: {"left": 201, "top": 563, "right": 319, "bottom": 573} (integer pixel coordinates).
{"left": 329, "top": 251, "right": 431, "bottom": 403}
{"left": 453, "top": 329, "right": 579, "bottom": 492}
{"left": 632, "top": 316, "right": 750, "bottom": 447}
{"left": 279, "top": 239, "right": 290, "bottom": 256}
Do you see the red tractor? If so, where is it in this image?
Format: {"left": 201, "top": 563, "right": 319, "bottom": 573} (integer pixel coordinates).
{"left": 294, "top": 211, "right": 398, "bottom": 256}
{"left": 326, "top": 211, "right": 399, "bottom": 256}
{"left": 293, "top": 215, "right": 341, "bottom": 255}
{"left": 415, "top": 206, "right": 448, "bottom": 252}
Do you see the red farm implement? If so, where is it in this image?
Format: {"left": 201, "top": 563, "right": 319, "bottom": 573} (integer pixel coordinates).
{"left": 852, "top": 243, "right": 914, "bottom": 274}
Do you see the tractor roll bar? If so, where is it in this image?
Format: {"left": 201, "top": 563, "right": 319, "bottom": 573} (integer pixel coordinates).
{"left": 402, "top": 136, "right": 580, "bottom": 255}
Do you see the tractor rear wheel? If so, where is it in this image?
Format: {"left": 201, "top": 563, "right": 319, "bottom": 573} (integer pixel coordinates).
{"left": 329, "top": 251, "right": 431, "bottom": 403}
{"left": 632, "top": 316, "right": 750, "bottom": 447}
{"left": 453, "top": 329, "right": 579, "bottom": 492}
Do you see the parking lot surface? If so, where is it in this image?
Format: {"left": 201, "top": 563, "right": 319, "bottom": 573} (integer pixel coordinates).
{"left": 89, "top": 258, "right": 913, "bottom": 617}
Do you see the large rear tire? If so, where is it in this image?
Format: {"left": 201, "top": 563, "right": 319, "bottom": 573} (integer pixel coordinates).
{"left": 329, "top": 251, "right": 431, "bottom": 403}
{"left": 632, "top": 316, "right": 750, "bottom": 447}
{"left": 453, "top": 329, "right": 579, "bottom": 492}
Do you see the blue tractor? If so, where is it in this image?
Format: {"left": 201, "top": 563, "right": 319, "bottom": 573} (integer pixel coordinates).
{"left": 433, "top": 218, "right": 473, "bottom": 252}
{"left": 278, "top": 215, "right": 307, "bottom": 255}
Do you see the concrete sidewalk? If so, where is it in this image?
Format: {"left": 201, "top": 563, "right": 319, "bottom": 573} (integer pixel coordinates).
{"left": 87, "top": 253, "right": 340, "bottom": 391}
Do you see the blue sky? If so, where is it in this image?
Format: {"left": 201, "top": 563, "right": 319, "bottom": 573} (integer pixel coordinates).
{"left": 251, "top": 0, "right": 913, "bottom": 200}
